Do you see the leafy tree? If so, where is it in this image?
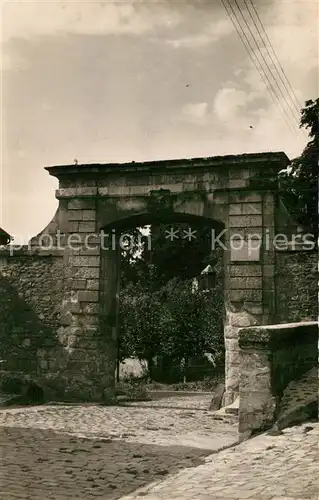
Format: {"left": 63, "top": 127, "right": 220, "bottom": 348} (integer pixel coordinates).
{"left": 162, "top": 278, "right": 224, "bottom": 363}
{"left": 279, "top": 98, "right": 318, "bottom": 237}
{"left": 140, "top": 222, "right": 215, "bottom": 286}
{"left": 119, "top": 282, "right": 173, "bottom": 379}
{"left": 119, "top": 275, "right": 224, "bottom": 381}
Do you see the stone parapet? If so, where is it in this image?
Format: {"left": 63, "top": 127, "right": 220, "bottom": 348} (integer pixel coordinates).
{"left": 238, "top": 321, "right": 318, "bottom": 440}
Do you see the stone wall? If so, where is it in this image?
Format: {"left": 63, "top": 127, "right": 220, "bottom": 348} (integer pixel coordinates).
{"left": 238, "top": 321, "right": 318, "bottom": 441}
{"left": 0, "top": 250, "right": 66, "bottom": 397}
{"left": 1, "top": 153, "right": 290, "bottom": 402}
{"left": 275, "top": 251, "right": 318, "bottom": 323}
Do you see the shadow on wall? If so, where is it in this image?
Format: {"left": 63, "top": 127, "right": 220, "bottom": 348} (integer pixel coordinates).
{"left": 0, "top": 277, "right": 57, "bottom": 401}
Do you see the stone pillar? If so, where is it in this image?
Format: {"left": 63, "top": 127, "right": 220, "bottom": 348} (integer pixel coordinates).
{"left": 223, "top": 191, "right": 265, "bottom": 407}
{"left": 223, "top": 301, "right": 259, "bottom": 406}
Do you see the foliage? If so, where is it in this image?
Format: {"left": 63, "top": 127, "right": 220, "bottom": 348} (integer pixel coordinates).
{"left": 119, "top": 275, "right": 224, "bottom": 380}
{"left": 141, "top": 223, "right": 214, "bottom": 286}
{"left": 115, "top": 377, "right": 151, "bottom": 401}
{"left": 279, "top": 98, "right": 318, "bottom": 236}
{"left": 160, "top": 278, "right": 224, "bottom": 361}
{"left": 119, "top": 282, "right": 172, "bottom": 364}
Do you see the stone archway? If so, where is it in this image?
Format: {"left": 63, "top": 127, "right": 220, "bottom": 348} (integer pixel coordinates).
{"left": 98, "top": 210, "right": 225, "bottom": 397}
{"left": 0, "top": 152, "right": 289, "bottom": 402}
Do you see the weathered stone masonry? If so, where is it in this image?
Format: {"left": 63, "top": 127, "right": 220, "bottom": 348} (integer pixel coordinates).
{"left": 1, "top": 151, "right": 315, "bottom": 403}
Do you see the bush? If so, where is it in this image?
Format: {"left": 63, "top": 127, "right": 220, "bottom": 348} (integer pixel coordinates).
{"left": 116, "top": 378, "right": 151, "bottom": 402}
{"left": 0, "top": 373, "right": 26, "bottom": 394}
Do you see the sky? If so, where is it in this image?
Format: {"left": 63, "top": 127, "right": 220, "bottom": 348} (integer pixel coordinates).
{"left": 1, "top": 0, "right": 318, "bottom": 242}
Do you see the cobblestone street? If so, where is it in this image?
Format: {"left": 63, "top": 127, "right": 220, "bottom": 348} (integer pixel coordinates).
{"left": 0, "top": 401, "right": 317, "bottom": 499}
{"left": 0, "top": 398, "right": 238, "bottom": 499}
{"left": 120, "top": 422, "right": 319, "bottom": 500}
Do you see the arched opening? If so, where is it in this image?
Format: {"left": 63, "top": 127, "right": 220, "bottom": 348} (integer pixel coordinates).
{"left": 25, "top": 383, "right": 44, "bottom": 405}
{"left": 100, "top": 211, "right": 226, "bottom": 401}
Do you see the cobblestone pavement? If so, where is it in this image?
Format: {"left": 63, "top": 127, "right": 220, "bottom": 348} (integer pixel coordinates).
{"left": 0, "top": 426, "right": 211, "bottom": 500}
{"left": 0, "top": 399, "right": 238, "bottom": 499}
{"left": 0, "top": 400, "right": 238, "bottom": 449}
{"left": 124, "top": 394, "right": 213, "bottom": 411}
{"left": 120, "top": 422, "right": 319, "bottom": 500}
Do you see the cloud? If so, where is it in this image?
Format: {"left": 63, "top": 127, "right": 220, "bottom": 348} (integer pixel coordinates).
{"left": 213, "top": 87, "right": 255, "bottom": 126}
{"left": 213, "top": 0, "right": 316, "bottom": 147}
{"left": 181, "top": 102, "right": 209, "bottom": 125}
{"left": 1, "top": 0, "right": 181, "bottom": 42}
{"left": 166, "top": 18, "right": 233, "bottom": 49}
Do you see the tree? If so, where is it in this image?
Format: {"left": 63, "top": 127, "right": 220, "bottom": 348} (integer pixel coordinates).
{"left": 119, "top": 282, "right": 173, "bottom": 379}
{"left": 162, "top": 278, "right": 224, "bottom": 363}
{"left": 279, "top": 98, "right": 318, "bottom": 237}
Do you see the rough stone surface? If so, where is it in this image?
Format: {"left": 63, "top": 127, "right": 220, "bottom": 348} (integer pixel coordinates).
{"left": 223, "top": 303, "right": 259, "bottom": 407}
{"left": 119, "top": 422, "right": 319, "bottom": 499}
{"left": 1, "top": 152, "right": 315, "bottom": 403}
{"left": 238, "top": 322, "right": 318, "bottom": 439}
{"left": 276, "top": 251, "right": 318, "bottom": 322}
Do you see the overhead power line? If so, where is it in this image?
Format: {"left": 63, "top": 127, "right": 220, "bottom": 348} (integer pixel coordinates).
{"left": 246, "top": 0, "right": 303, "bottom": 113}
{"left": 232, "top": 0, "right": 300, "bottom": 129}
{"left": 220, "top": 0, "right": 297, "bottom": 136}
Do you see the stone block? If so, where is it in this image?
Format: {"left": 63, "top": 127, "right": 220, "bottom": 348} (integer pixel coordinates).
{"left": 229, "top": 204, "right": 242, "bottom": 215}
{"left": 229, "top": 264, "right": 262, "bottom": 277}
{"left": 82, "top": 210, "right": 96, "bottom": 221}
{"left": 71, "top": 279, "right": 87, "bottom": 290}
{"left": 76, "top": 187, "right": 98, "bottom": 196}
{"left": 71, "top": 266, "right": 100, "bottom": 279}
{"left": 230, "top": 241, "right": 261, "bottom": 262}
{"left": 229, "top": 215, "right": 263, "bottom": 227}
{"left": 67, "top": 221, "right": 79, "bottom": 233}
{"left": 68, "top": 210, "right": 84, "bottom": 221}
{"left": 68, "top": 199, "right": 96, "bottom": 210}
{"left": 229, "top": 192, "right": 262, "bottom": 203}
{"left": 56, "top": 188, "right": 77, "bottom": 198}
{"left": 77, "top": 290, "right": 99, "bottom": 302}
{"left": 229, "top": 168, "right": 251, "bottom": 180}
{"left": 228, "top": 179, "right": 248, "bottom": 189}
{"left": 81, "top": 314, "right": 100, "bottom": 325}
{"left": 229, "top": 277, "right": 262, "bottom": 289}
{"left": 69, "top": 255, "right": 100, "bottom": 267}
{"left": 69, "top": 302, "right": 82, "bottom": 314}
{"left": 229, "top": 289, "right": 262, "bottom": 302}
{"left": 225, "top": 309, "right": 259, "bottom": 330}
{"left": 87, "top": 279, "right": 100, "bottom": 290}
{"left": 79, "top": 221, "right": 96, "bottom": 233}
{"left": 244, "top": 302, "right": 263, "bottom": 315}
{"left": 78, "top": 247, "right": 101, "bottom": 256}
{"left": 242, "top": 202, "right": 262, "bottom": 215}
{"left": 81, "top": 302, "right": 100, "bottom": 314}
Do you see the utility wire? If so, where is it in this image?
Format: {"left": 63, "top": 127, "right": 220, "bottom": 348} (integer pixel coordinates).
{"left": 232, "top": 0, "right": 300, "bottom": 129}
{"left": 246, "top": 0, "right": 303, "bottom": 113}
{"left": 220, "top": 0, "right": 297, "bottom": 136}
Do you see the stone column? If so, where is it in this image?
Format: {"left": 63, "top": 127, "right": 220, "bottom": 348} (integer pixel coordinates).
{"left": 223, "top": 301, "right": 259, "bottom": 406}
{"left": 223, "top": 191, "right": 264, "bottom": 407}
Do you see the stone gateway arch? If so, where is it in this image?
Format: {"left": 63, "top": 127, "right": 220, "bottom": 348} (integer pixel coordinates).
{"left": 0, "top": 152, "right": 292, "bottom": 404}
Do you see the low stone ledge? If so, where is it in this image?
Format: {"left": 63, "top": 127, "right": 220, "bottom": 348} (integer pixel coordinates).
{"left": 239, "top": 321, "right": 318, "bottom": 348}
{"left": 238, "top": 321, "right": 318, "bottom": 441}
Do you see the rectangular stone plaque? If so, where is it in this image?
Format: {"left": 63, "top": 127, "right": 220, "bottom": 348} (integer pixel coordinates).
{"left": 230, "top": 240, "right": 261, "bottom": 262}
